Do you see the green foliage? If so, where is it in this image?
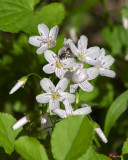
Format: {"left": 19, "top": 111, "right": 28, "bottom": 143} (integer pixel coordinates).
{"left": 0, "top": 113, "right": 22, "bottom": 155}
{"left": 51, "top": 115, "right": 94, "bottom": 160}
{"left": 0, "top": 0, "right": 65, "bottom": 34}
{"left": 104, "top": 90, "right": 128, "bottom": 137}
{"left": 15, "top": 136, "right": 49, "bottom": 160}
{"left": 122, "top": 7, "right": 128, "bottom": 18}
{"left": 122, "top": 138, "right": 128, "bottom": 160}
{"left": 78, "top": 147, "right": 111, "bottom": 160}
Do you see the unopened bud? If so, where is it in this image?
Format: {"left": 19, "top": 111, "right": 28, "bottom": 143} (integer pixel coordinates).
{"left": 95, "top": 128, "right": 108, "bottom": 143}
{"left": 9, "top": 76, "right": 28, "bottom": 94}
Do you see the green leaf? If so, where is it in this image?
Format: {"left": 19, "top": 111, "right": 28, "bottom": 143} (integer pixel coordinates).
{"left": 78, "top": 147, "right": 111, "bottom": 160}
{"left": 122, "top": 138, "right": 128, "bottom": 160}
{"left": 51, "top": 115, "right": 94, "bottom": 160}
{"left": 104, "top": 90, "right": 128, "bottom": 137}
{"left": 14, "top": 136, "right": 49, "bottom": 160}
{"left": 0, "top": 113, "right": 22, "bottom": 155}
{"left": 0, "top": 1, "right": 65, "bottom": 34}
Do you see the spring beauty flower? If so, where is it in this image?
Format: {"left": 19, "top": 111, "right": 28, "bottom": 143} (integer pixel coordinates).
{"left": 53, "top": 100, "right": 92, "bottom": 118}
{"left": 69, "top": 35, "right": 101, "bottom": 65}
{"left": 28, "top": 23, "right": 59, "bottom": 54}
{"left": 93, "top": 48, "right": 116, "bottom": 78}
{"left": 9, "top": 76, "right": 28, "bottom": 94}
{"left": 43, "top": 50, "right": 76, "bottom": 78}
{"left": 12, "top": 116, "right": 29, "bottom": 130}
{"left": 70, "top": 63, "right": 99, "bottom": 93}
{"left": 36, "top": 78, "right": 75, "bottom": 114}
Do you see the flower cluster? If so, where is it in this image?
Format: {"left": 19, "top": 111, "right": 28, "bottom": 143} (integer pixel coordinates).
{"left": 10, "top": 23, "right": 116, "bottom": 143}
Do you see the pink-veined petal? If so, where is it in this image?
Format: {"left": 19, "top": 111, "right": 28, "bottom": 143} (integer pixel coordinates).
{"left": 28, "top": 36, "right": 42, "bottom": 47}
{"left": 78, "top": 35, "right": 88, "bottom": 52}
{"left": 44, "top": 50, "right": 57, "bottom": 63}
{"left": 101, "top": 55, "right": 115, "bottom": 69}
{"left": 73, "top": 106, "right": 92, "bottom": 115}
{"left": 36, "top": 44, "right": 48, "bottom": 54}
{"left": 63, "top": 99, "right": 73, "bottom": 115}
{"left": 99, "top": 68, "right": 116, "bottom": 78}
{"left": 79, "top": 80, "right": 94, "bottom": 92}
{"left": 55, "top": 68, "right": 64, "bottom": 78}
{"left": 73, "top": 62, "right": 84, "bottom": 71}
{"left": 85, "top": 57, "right": 100, "bottom": 66}
{"left": 53, "top": 109, "right": 67, "bottom": 118}
{"left": 87, "top": 67, "right": 99, "bottom": 80}
{"left": 38, "top": 23, "right": 49, "bottom": 39}
{"left": 49, "top": 25, "right": 59, "bottom": 41}
{"left": 69, "top": 42, "right": 78, "bottom": 57}
{"left": 49, "top": 100, "right": 60, "bottom": 115}
{"left": 55, "top": 78, "right": 69, "bottom": 92}
{"left": 62, "top": 58, "right": 76, "bottom": 68}
{"left": 43, "top": 64, "right": 55, "bottom": 74}
{"left": 40, "top": 78, "right": 55, "bottom": 92}
{"left": 36, "top": 93, "right": 51, "bottom": 103}
{"left": 59, "top": 92, "right": 75, "bottom": 103}
{"left": 70, "top": 84, "right": 78, "bottom": 93}
{"left": 86, "top": 46, "right": 101, "bottom": 59}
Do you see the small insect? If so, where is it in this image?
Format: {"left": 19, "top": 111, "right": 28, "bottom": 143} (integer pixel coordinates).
{"left": 58, "top": 47, "right": 73, "bottom": 60}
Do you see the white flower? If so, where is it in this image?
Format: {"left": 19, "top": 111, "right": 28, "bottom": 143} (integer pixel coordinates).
{"left": 36, "top": 78, "right": 75, "bottom": 115}
{"left": 9, "top": 76, "right": 28, "bottom": 95}
{"left": 53, "top": 99, "right": 92, "bottom": 118}
{"left": 12, "top": 116, "right": 29, "bottom": 130}
{"left": 93, "top": 48, "right": 116, "bottom": 78}
{"left": 69, "top": 35, "right": 101, "bottom": 65}
{"left": 43, "top": 50, "right": 76, "bottom": 78}
{"left": 95, "top": 128, "right": 108, "bottom": 143}
{"left": 122, "top": 16, "right": 128, "bottom": 29}
{"left": 70, "top": 63, "right": 99, "bottom": 93}
{"left": 28, "top": 23, "right": 59, "bottom": 54}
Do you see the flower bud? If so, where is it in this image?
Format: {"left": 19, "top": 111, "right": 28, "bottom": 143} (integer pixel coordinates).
{"left": 72, "top": 68, "right": 88, "bottom": 83}
{"left": 95, "top": 128, "right": 108, "bottom": 143}
{"left": 12, "top": 116, "right": 29, "bottom": 130}
{"left": 9, "top": 76, "right": 28, "bottom": 94}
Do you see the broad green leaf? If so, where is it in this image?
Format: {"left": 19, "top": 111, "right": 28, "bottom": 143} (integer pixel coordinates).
{"left": 51, "top": 115, "right": 94, "bottom": 160}
{"left": 104, "top": 90, "right": 128, "bottom": 137}
{"left": 78, "top": 147, "right": 111, "bottom": 160}
{"left": 15, "top": 136, "right": 49, "bottom": 160}
{"left": 0, "top": 113, "right": 22, "bottom": 155}
{"left": 0, "top": 1, "right": 65, "bottom": 34}
{"left": 122, "top": 138, "right": 128, "bottom": 160}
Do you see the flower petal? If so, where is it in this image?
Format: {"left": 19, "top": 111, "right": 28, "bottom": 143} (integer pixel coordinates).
{"left": 55, "top": 78, "right": 69, "bottom": 92}
{"left": 63, "top": 38, "right": 72, "bottom": 48}
{"left": 98, "top": 48, "right": 105, "bottom": 61}
{"left": 36, "top": 44, "right": 48, "bottom": 54}
{"left": 60, "top": 92, "right": 75, "bottom": 103}
{"left": 9, "top": 81, "right": 24, "bottom": 95}
{"left": 79, "top": 80, "right": 94, "bottom": 92}
{"left": 53, "top": 109, "right": 67, "bottom": 118}
{"left": 99, "top": 68, "right": 116, "bottom": 78}
{"left": 44, "top": 50, "right": 57, "bottom": 63}
{"left": 73, "top": 106, "right": 92, "bottom": 115}
{"left": 38, "top": 23, "right": 49, "bottom": 39}
{"left": 62, "top": 58, "right": 76, "bottom": 68}
{"left": 69, "top": 42, "right": 78, "bottom": 57}
{"left": 43, "top": 64, "right": 55, "bottom": 74}
{"left": 87, "top": 67, "right": 99, "bottom": 80}
{"left": 85, "top": 57, "right": 100, "bottom": 66}
{"left": 63, "top": 99, "right": 73, "bottom": 115}
{"left": 101, "top": 55, "right": 115, "bottom": 68}
{"left": 28, "top": 36, "right": 42, "bottom": 47}
{"left": 40, "top": 78, "right": 55, "bottom": 92}
{"left": 86, "top": 46, "right": 101, "bottom": 59}
{"left": 70, "top": 84, "right": 78, "bottom": 93}
{"left": 78, "top": 35, "right": 88, "bottom": 52}
{"left": 55, "top": 68, "right": 64, "bottom": 78}
{"left": 36, "top": 93, "right": 51, "bottom": 103}
{"left": 49, "top": 25, "right": 59, "bottom": 41}
{"left": 73, "top": 63, "right": 84, "bottom": 71}
{"left": 49, "top": 100, "right": 60, "bottom": 115}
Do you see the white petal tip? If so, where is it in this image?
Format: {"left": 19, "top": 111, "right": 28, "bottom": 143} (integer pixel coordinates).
{"left": 95, "top": 128, "right": 108, "bottom": 143}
